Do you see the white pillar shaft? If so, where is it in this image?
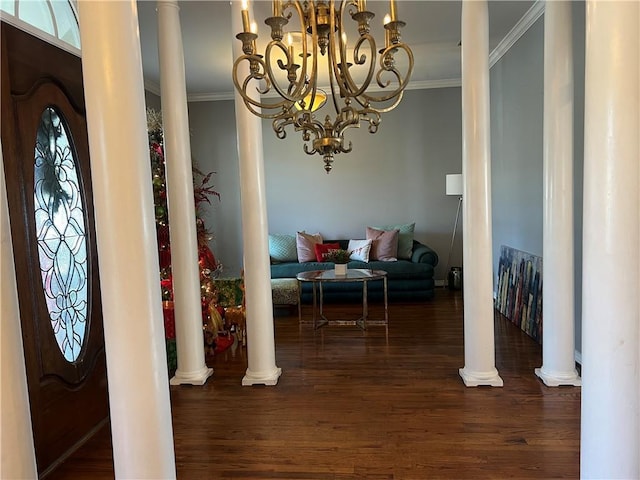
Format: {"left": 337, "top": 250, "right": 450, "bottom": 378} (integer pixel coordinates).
{"left": 581, "top": 1, "right": 639, "bottom": 478}
{"left": 0, "top": 142, "right": 38, "bottom": 479}
{"left": 459, "top": 0, "right": 502, "bottom": 387}
{"left": 157, "top": 0, "right": 213, "bottom": 386}
{"left": 77, "top": 2, "right": 176, "bottom": 478}
{"left": 536, "top": 0, "right": 581, "bottom": 387}
{"left": 231, "top": 1, "right": 281, "bottom": 386}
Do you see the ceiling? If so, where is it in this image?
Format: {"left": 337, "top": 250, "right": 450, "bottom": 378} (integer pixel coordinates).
{"left": 137, "top": 0, "right": 536, "bottom": 101}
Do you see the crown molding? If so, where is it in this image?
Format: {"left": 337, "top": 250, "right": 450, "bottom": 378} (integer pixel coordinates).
{"left": 406, "top": 78, "right": 462, "bottom": 90}
{"left": 144, "top": 79, "right": 161, "bottom": 96}
{"left": 187, "top": 91, "right": 236, "bottom": 102}
{"left": 185, "top": 77, "right": 462, "bottom": 103}
{"left": 489, "top": 0, "right": 545, "bottom": 67}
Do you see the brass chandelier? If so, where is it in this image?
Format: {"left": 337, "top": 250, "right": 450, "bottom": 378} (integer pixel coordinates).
{"left": 233, "top": 0, "right": 414, "bottom": 173}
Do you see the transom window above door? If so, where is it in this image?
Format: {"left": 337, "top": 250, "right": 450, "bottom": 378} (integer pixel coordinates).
{"left": 0, "top": 0, "right": 80, "bottom": 54}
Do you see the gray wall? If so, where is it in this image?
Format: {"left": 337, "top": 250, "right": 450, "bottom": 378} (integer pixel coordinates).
{"left": 489, "top": 3, "right": 585, "bottom": 356}
{"left": 188, "top": 100, "right": 243, "bottom": 277}
{"left": 490, "top": 17, "right": 544, "bottom": 280}
{"left": 145, "top": 89, "right": 161, "bottom": 111}
{"left": 188, "top": 87, "right": 464, "bottom": 279}
{"left": 158, "top": 2, "right": 587, "bottom": 356}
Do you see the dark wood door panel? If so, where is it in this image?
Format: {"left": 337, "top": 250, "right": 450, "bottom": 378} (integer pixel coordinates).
{"left": 14, "top": 80, "right": 103, "bottom": 384}
{"left": 2, "top": 21, "right": 109, "bottom": 476}
{"left": 2, "top": 23, "right": 85, "bottom": 107}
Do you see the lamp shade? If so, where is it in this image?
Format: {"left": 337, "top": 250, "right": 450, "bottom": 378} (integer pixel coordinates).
{"left": 446, "top": 174, "right": 463, "bottom": 196}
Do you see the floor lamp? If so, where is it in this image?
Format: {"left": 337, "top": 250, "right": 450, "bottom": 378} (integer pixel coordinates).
{"left": 445, "top": 174, "right": 463, "bottom": 287}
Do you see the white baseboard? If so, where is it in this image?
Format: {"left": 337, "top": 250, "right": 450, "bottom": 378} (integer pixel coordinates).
{"left": 435, "top": 279, "right": 445, "bottom": 287}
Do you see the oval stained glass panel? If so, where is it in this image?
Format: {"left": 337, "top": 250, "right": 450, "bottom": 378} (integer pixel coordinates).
{"left": 33, "top": 107, "right": 88, "bottom": 362}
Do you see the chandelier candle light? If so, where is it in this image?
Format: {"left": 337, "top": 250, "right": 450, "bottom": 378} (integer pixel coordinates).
{"left": 233, "top": 0, "right": 414, "bottom": 173}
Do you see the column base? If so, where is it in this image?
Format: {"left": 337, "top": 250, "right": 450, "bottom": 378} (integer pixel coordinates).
{"left": 170, "top": 366, "right": 213, "bottom": 386}
{"left": 534, "top": 367, "right": 582, "bottom": 387}
{"left": 459, "top": 367, "right": 504, "bottom": 387}
{"left": 242, "top": 367, "right": 282, "bottom": 386}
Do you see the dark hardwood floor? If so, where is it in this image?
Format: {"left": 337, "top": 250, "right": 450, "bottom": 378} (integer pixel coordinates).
{"left": 47, "top": 289, "right": 580, "bottom": 479}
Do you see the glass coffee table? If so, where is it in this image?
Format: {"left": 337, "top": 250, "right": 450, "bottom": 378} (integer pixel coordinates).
{"left": 296, "top": 269, "right": 388, "bottom": 330}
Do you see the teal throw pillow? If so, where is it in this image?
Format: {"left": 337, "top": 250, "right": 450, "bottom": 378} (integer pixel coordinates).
{"left": 268, "top": 234, "right": 297, "bottom": 263}
{"left": 372, "top": 222, "right": 415, "bottom": 259}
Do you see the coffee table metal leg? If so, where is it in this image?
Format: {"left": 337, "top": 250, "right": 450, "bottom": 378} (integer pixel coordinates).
{"left": 358, "top": 281, "right": 368, "bottom": 330}
{"left": 316, "top": 281, "right": 328, "bottom": 329}
{"left": 383, "top": 276, "right": 389, "bottom": 325}
{"left": 311, "top": 282, "right": 317, "bottom": 328}
{"left": 297, "top": 280, "right": 302, "bottom": 323}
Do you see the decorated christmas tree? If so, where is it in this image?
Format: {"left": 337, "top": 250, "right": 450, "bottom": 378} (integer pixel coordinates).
{"left": 146, "top": 108, "right": 231, "bottom": 374}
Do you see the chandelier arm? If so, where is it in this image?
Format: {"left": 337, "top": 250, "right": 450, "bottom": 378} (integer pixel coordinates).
{"left": 361, "top": 90, "right": 405, "bottom": 115}
{"left": 331, "top": 106, "right": 360, "bottom": 142}
{"left": 328, "top": 1, "right": 351, "bottom": 97}
{"left": 283, "top": 0, "right": 316, "bottom": 104}
{"left": 233, "top": 56, "right": 296, "bottom": 116}
{"left": 359, "top": 109, "right": 382, "bottom": 133}
{"left": 302, "top": 143, "right": 318, "bottom": 156}
{"left": 301, "top": 1, "right": 321, "bottom": 108}
{"left": 368, "top": 67, "right": 404, "bottom": 103}
{"left": 328, "top": 2, "right": 376, "bottom": 99}
{"left": 330, "top": 126, "right": 352, "bottom": 156}
{"left": 299, "top": 0, "right": 312, "bottom": 90}
{"left": 293, "top": 113, "right": 325, "bottom": 156}
{"left": 273, "top": 115, "right": 295, "bottom": 139}
{"left": 321, "top": 30, "right": 342, "bottom": 116}
{"left": 264, "top": 40, "right": 308, "bottom": 102}
{"left": 350, "top": 35, "right": 376, "bottom": 93}
{"left": 361, "top": 43, "right": 414, "bottom": 104}
{"left": 337, "top": 34, "right": 377, "bottom": 98}
{"left": 347, "top": 93, "right": 399, "bottom": 117}
{"left": 292, "top": 111, "right": 324, "bottom": 138}
{"left": 273, "top": 107, "right": 326, "bottom": 146}
{"left": 324, "top": 4, "right": 364, "bottom": 110}
{"left": 234, "top": 89, "right": 295, "bottom": 120}
{"left": 327, "top": 57, "right": 342, "bottom": 115}
{"left": 339, "top": 140, "right": 352, "bottom": 154}
{"left": 381, "top": 43, "right": 413, "bottom": 87}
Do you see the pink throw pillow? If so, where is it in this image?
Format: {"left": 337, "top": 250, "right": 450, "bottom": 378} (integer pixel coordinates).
{"left": 366, "top": 227, "right": 399, "bottom": 261}
{"left": 314, "top": 242, "right": 341, "bottom": 262}
{"left": 296, "top": 231, "right": 323, "bottom": 262}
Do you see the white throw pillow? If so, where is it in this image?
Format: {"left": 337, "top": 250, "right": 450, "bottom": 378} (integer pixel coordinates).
{"left": 348, "top": 239, "right": 372, "bottom": 262}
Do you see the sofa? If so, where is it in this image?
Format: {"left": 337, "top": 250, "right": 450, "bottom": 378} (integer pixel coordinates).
{"left": 270, "top": 236, "right": 439, "bottom": 303}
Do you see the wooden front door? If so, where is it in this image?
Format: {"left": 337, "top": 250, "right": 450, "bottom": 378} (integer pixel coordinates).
{"left": 1, "top": 22, "right": 109, "bottom": 476}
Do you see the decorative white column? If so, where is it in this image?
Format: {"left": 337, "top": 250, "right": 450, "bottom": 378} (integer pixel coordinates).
{"left": 0, "top": 142, "right": 38, "bottom": 479}
{"left": 581, "top": 1, "right": 639, "bottom": 478}
{"left": 77, "top": 2, "right": 176, "bottom": 478}
{"left": 535, "top": 1, "right": 581, "bottom": 387}
{"left": 459, "top": 0, "right": 503, "bottom": 387}
{"left": 157, "top": 0, "right": 213, "bottom": 386}
{"left": 231, "top": 0, "right": 281, "bottom": 386}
